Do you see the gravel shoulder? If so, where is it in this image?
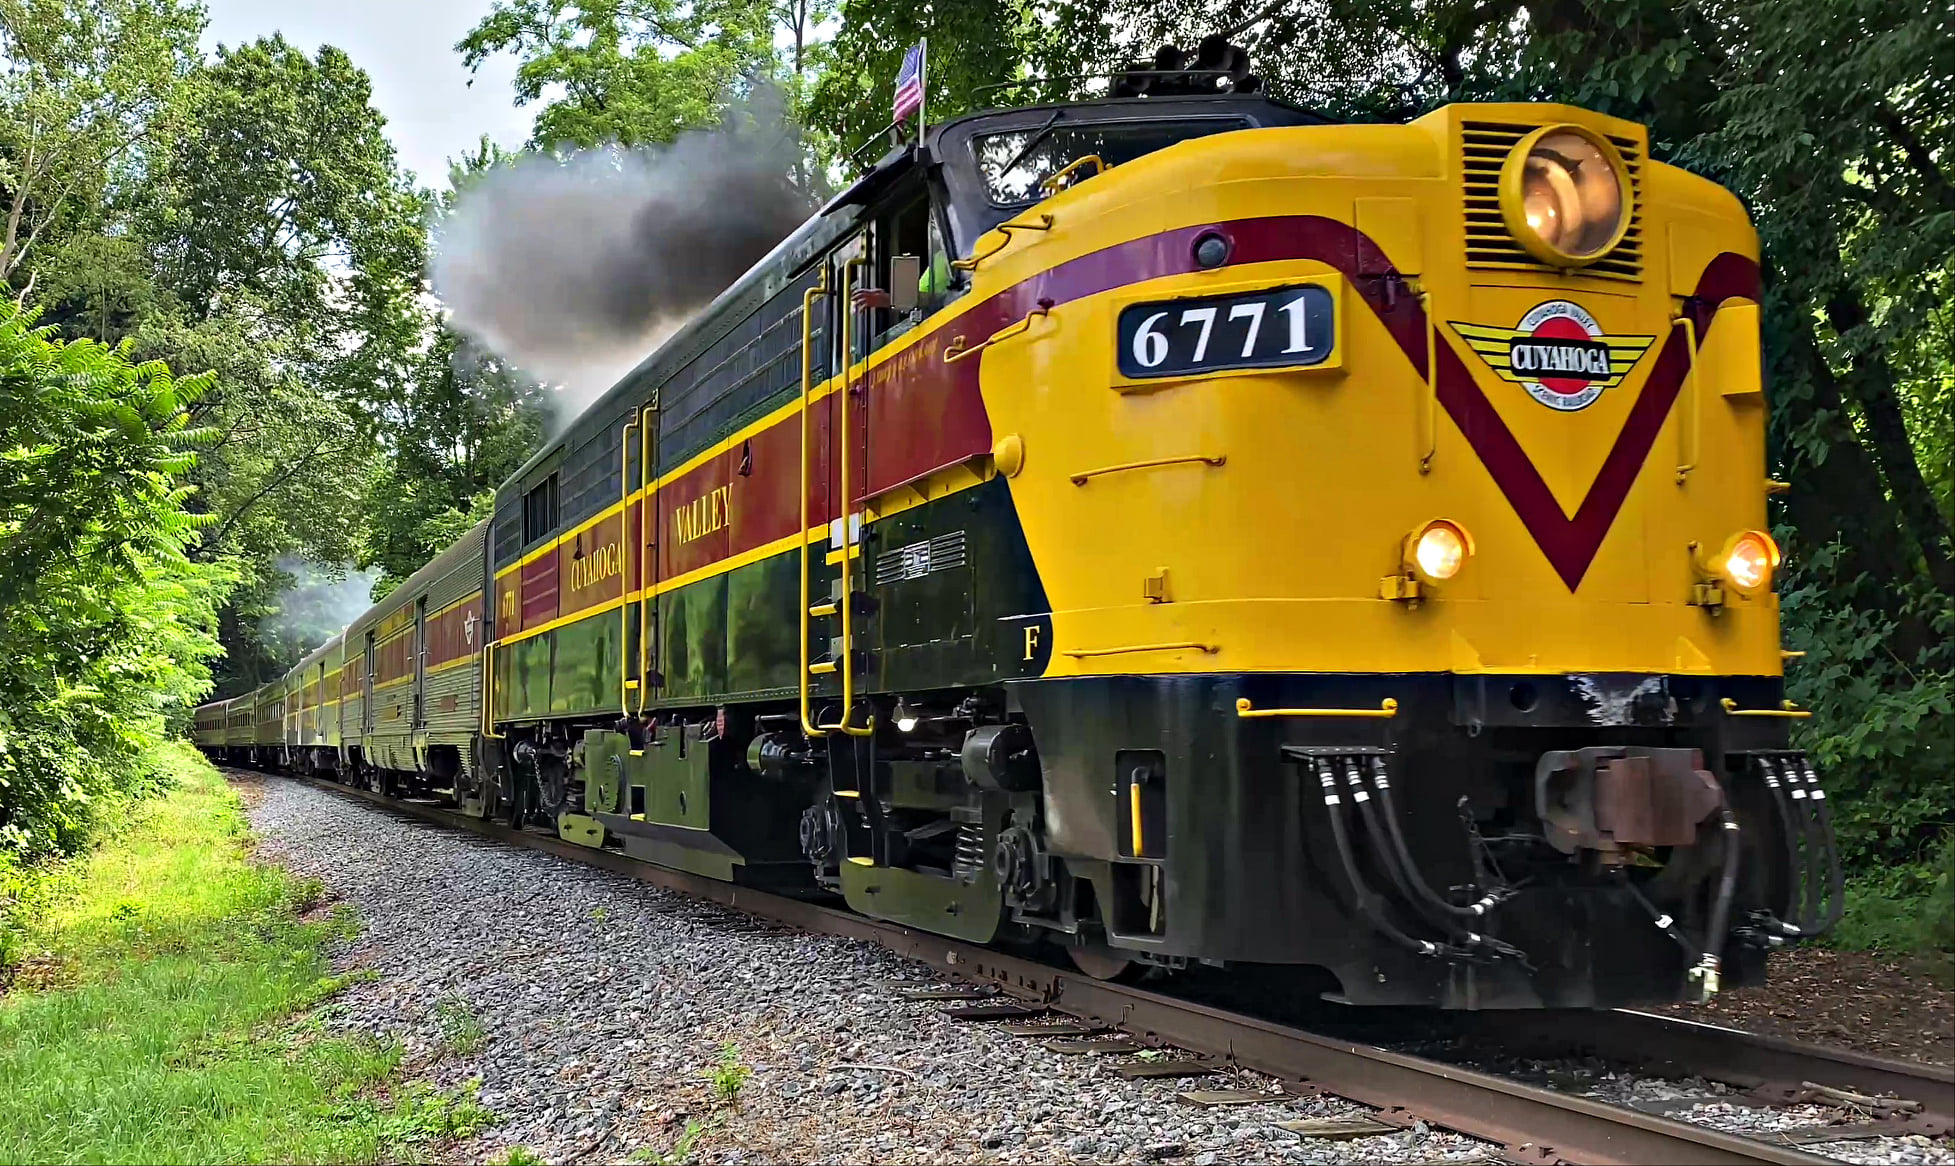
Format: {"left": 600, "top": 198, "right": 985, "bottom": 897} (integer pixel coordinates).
{"left": 1654, "top": 949, "right": 1954, "bottom": 1067}
{"left": 235, "top": 773, "right": 1492, "bottom": 1165}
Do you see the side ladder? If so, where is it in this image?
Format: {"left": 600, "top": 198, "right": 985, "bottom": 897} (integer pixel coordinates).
{"left": 798, "top": 259, "right": 875, "bottom": 741}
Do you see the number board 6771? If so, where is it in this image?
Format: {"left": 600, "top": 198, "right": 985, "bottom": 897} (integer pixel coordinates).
{"left": 1114, "top": 281, "right": 1340, "bottom": 382}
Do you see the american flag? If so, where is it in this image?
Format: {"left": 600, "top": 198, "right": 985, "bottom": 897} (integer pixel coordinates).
{"left": 893, "top": 40, "right": 926, "bottom": 122}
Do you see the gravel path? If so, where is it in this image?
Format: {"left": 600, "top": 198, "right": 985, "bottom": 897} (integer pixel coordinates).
{"left": 238, "top": 773, "right": 1952, "bottom": 1166}
{"left": 238, "top": 773, "right": 1493, "bottom": 1165}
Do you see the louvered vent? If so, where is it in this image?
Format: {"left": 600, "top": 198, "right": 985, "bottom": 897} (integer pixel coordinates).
{"left": 874, "top": 531, "right": 968, "bottom": 586}
{"left": 1460, "top": 121, "right": 1645, "bottom": 281}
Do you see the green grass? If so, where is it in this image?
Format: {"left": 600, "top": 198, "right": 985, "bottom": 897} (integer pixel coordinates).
{"left": 435, "top": 995, "right": 488, "bottom": 1055}
{"left": 0, "top": 744, "right": 496, "bottom": 1163}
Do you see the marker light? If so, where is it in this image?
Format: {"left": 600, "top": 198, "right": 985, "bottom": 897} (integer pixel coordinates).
{"left": 1409, "top": 519, "right": 1472, "bottom": 583}
{"left": 893, "top": 699, "right": 920, "bottom": 733}
{"left": 1500, "top": 125, "right": 1631, "bottom": 266}
{"left": 1718, "top": 530, "right": 1781, "bottom": 594}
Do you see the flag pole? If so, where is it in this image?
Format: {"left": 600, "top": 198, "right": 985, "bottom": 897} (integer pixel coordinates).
{"left": 918, "top": 37, "right": 928, "bottom": 144}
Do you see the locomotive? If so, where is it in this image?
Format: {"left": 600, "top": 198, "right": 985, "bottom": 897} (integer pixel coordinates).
{"left": 195, "top": 56, "right": 1842, "bottom": 1009}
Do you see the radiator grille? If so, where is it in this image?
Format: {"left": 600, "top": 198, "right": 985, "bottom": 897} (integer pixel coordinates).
{"left": 874, "top": 531, "right": 967, "bottom": 585}
{"left": 1461, "top": 120, "right": 1645, "bottom": 282}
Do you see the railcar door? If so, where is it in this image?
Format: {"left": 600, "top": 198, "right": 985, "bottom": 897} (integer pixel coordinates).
{"left": 362, "top": 629, "right": 376, "bottom": 735}
{"left": 413, "top": 595, "right": 427, "bottom": 731}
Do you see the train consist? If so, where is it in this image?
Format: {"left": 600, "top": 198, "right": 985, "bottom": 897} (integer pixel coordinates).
{"left": 196, "top": 56, "right": 1842, "bottom": 1008}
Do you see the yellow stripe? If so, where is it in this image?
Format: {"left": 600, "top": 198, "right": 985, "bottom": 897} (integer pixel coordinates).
{"left": 493, "top": 595, "right": 630, "bottom": 648}
{"left": 427, "top": 654, "right": 480, "bottom": 676}
{"left": 431, "top": 590, "right": 483, "bottom": 619}
{"left": 493, "top": 372, "right": 859, "bottom": 584}
{"left": 373, "top": 675, "right": 412, "bottom": 692}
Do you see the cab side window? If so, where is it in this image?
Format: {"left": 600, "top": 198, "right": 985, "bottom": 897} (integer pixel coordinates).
{"left": 859, "top": 190, "right": 963, "bottom": 354}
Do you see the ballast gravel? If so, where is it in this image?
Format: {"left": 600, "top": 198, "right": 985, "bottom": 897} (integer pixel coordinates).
{"left": 240, "top": 774, "right": 1493, "bottom": 1165}
{"left": 240, "top": 773, "right": 1950, "bottom": 1166}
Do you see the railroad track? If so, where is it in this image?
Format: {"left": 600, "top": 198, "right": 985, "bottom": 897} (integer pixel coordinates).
{"left": 258, "top": 770, "right": 1952, "bottom": 1166}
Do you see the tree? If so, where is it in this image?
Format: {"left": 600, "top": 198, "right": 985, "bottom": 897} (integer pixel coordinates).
{"left": 0, "top": 300, "right": 227, "bottom": 861}
{"left": 458, "top": 0, "right": 785, "bottom": 148}
{"left": 805, "top": 0, "right": 1051, "bottom": 170}
{"left": 0, "top": 0, "right": 201, "bottom": 285}
{"left": 121, "top": 36, "right": 431, "bottom": 694}
{"left": 361, "top": 328, "right": 549, "bottom": 591}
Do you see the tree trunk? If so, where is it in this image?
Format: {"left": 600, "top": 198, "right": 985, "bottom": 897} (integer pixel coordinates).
{"left": 1823, "top": 289, "right": 1955, "bottom": 593}
{"left": 1773, "top": 317, "right": 1937, "bottom": 657}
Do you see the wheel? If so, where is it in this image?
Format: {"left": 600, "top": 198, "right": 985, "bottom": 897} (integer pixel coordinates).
{"left": 1067, "top": 942, "right": 1141, "bottom": 982}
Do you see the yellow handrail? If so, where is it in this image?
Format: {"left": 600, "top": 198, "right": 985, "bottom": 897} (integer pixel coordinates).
{"left": 951, "top": 214, "right": 1054, "bottom": 272}
{"left": 1061, "top": 641, "right": 1218, "bottom": 659}
{"left": 1235, "top": 697, "right": 1399, "bottom": 719}
{"left": 480, "top": 639, "right": 504, "bottom": 739}
{"left": 822, "top": 257, "right": 876, "bottom": 738}
{"left": 1674, "top": 314, "right": 1699, "bottom": 483}
{"left": 1069, "top": 453, "right": 1225, "bottom": 486}
{"left": 944, "top": 305, "right": 1048, "bottom": 364}
{"left": 637, "top": 403, "right": 656, "bottom": 715}
{"left": 1039, "top": 154, "right": 1105, "bottom": 195}
{"left": 619, "top": 412, "right": 638, "bottom": 717}
{"left": 1418, "top": 290, "right": 1438, "bottom": 474}
{"left": 797, "top": 267, "right": 832, "bottom": 738}
{"left": 1719, "top": 697, "right": 1812, "bottom": 719}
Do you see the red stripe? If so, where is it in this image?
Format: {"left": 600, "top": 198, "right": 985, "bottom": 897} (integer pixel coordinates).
{"left": 900, "top": 216, "right": 1755, "bottom": 592}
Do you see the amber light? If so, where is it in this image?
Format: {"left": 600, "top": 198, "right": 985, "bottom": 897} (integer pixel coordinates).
{"left": 1409, "top": 520, "right": 1472, "bottom": 582}
{"left": 1720, "top": 530, "right": 1781, "bottom": 594}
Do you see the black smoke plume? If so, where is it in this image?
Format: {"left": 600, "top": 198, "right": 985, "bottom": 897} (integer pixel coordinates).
{"left": 432, "top": 101, "right": 814, "bottom": 421}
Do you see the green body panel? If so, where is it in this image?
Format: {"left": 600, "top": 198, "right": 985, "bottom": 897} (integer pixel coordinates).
{"left": 659, "top": 575, "right": 728, "bottom": 702}
{"left": 633, "top": 477, "right": 1050, "bottom": 713}
{"left": 630, "top": 729, "right": 712, "bottom": 830}
{"left": 725, "top": 550, "right": 803, "bottom": 696}
{"left": 505, "top": 633, "right": 553, "bottom": 718}
{"left": 557, "top": 813, "right": 606, "bottom": 848}
{"left": 583, "top": 730, "right": 627, "bottom": 814}
{"left": 621, "top": 834, "right": 740, "bottom": 881}
{"left": 550, "top": 611, "right": 622, "bottom": 716}
{"left": 840, "top": 859, "right": 1003, "bottom": 944}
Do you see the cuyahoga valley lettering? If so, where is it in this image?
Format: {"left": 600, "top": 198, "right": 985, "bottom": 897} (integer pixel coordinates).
{"left": 674, "top": 485, "right": 732, "bottom": 545}
{"left": 1508, "top": 338, "right": 1611, "bottom": 376}
{"left": 568, "top": 539, "right": 624, "bottom": 593}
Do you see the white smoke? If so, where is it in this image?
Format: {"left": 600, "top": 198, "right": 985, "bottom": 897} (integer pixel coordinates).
{"left": 430, "top": 99, "right": 814, "bottom": 424}
{"left": 260, "top": 556, "right": 383, "bottom": 654}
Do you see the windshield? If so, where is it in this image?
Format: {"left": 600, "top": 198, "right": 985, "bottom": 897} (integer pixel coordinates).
{"left": 972, "top": 118, "right": 1250, "bottom": 205}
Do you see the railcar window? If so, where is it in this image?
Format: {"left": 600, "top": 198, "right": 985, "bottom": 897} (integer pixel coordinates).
{"left": 522, "top": 474, "right": 558, "bottom": 545}
{"left": 972, "top": 118, "right": 1250, "bottom": 205}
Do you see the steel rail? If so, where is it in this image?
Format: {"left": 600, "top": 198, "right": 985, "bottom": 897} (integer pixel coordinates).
{"left": 261, "top": 771, "right": 1837, "bottom": 1166}
{"left": 1464, "top": 1009, "right": 1954, "bottom": 1125}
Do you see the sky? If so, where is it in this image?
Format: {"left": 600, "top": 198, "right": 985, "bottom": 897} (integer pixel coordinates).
{"left": 200, "top": 0, "right": 535, "bottom": 190}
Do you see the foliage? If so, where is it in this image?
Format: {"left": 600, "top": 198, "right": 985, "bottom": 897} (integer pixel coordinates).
{"left": 708, "top": 1040, "right": 751, "bottom": 1101}
{"left": 458, "top": 0, "right": 788, "bottom": 149}
{"left": 361, "top": 328, "right": 548, "bottom": 593}
{"left": 435, "top": 995, "right": 490, "bottom": 1055}
{"left": 0, "top": 0, "right": 202, "bottom": 279}
{"left": 0, "top": 749, "right": 438, "bottom": 1162}
{"left": 0, "top": 300, "right": 226, "bottom": 862}
{"left": 805, "top": 0, "right": 1052, "bottom": 169}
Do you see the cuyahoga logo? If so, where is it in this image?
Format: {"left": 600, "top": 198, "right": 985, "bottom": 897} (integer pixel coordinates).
{"left": 1452, "top": 301, "right": 1655, "bottom": 412}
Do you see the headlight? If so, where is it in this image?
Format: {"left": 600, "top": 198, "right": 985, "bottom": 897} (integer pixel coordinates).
{"left": 1407, "top": 519, "right": 1472, "bottom": 583}
{"left": 1500, "top": 125, "right": 1631, "bottom": 266}
{"left": 1717, "top": 530, "right": 1781, "bottom": 594}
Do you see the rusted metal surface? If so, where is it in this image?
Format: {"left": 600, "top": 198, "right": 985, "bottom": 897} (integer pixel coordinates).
{"left": 1474, "top": 1008, "right": 1955, "bottom": 1125}
{"left": 276, "top": 774, "right": 1839, "bottom": 1166}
